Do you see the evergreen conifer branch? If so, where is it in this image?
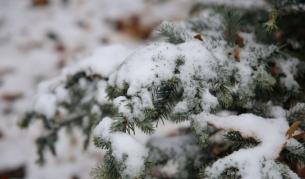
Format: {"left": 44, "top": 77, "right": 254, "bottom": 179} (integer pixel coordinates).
{"left": 20, "top": 3, "right": 305, "bottom": 178}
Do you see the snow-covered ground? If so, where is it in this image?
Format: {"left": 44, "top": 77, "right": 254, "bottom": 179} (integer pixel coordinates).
{"left": 0, "top": 0, "right": 194, "bottom": 178}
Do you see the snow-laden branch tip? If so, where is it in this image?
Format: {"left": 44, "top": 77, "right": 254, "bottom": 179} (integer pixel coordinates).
{"left": 193, "top": 113, "right": 297, "bottom": 179}
{"left": 94, "top": 117, "right": 148, "bottom": 178}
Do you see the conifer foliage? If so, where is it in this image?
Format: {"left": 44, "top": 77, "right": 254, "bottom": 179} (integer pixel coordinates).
{"left": 20, "top": 1, "right": 305, "bottom": 178}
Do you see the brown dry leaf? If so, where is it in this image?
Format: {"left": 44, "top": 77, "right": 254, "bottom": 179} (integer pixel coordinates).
{"left": 1, "top": 93, "right": 23, "bottom": 102}
{"left": 55, "top": 43, "right": 66, "bottom": 53}
{"left": 0, "top": 166, "right": 25, "bottom": 179}
{"left": 114, "top": 15, "right": 153, "bottom": 40}
{"left": 233, "top": 46, "right": 240, "bottom": 62}
{"left": 286, "top": 121, "right": 301, "bottom": 138}
{"left": 193, "top": 34, "right": 204, "bottom": 41}
{"left": 235, "top": 35, "right": 244, "bottom": 47}
{"left": 297, "top": 164, "right": 305, "bottom": 178}
{"left": 32, "top": 0, "right": 49, "bottom": 7}
{"left": 292, "top": 132, "right": 305, "bottom": 140}
{"left": 270, "top": 61, "right": 279, "bottom": 77}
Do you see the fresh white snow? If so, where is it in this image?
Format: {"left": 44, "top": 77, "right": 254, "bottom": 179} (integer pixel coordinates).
{"left": 94, "top": 117, "right": 148, "bottom": 178}
{"left": 194, "top": 113, "right": 290, "bottom": 179}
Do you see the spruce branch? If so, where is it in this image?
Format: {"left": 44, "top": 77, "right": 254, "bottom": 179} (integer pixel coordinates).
{"left": 264, "top": 9, "right": 279, "bottom": 32}
{"left": 151, "top": 77, "right": 184, "bottom": 120}
{"left": 110, "top": 116, "right": 135, "bottom": 134}
{"left": 157, "top": 22, "right": 190, "bottom": 44}
{"left": 20, "top": 3, "right": 305, "bottom": 178}
{"left": 91, "top": 151, "right": 122, "bottom": 179}
{"left": 213, "top": 84, "right": 233, "bottom": 109}
{"left": 225, "top": 131, "right": 260, "bottom": 150}
{"left": 287, "top": 103, "right": 305, "bottom": 130}
{"left": 281, "top": 139, "right": 305, "bottom": 166}
{"left": 220, "top": 7, "right": 242, "bottom": 45}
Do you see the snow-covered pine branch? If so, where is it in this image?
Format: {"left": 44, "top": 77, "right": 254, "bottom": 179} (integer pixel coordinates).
{"left": 20, "top": 6, "right": 305, "bottom": 179}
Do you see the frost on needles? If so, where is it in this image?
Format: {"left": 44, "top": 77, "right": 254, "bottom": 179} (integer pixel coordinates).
{"left": 20, "top": 6, "right": 305, "bottom": 179}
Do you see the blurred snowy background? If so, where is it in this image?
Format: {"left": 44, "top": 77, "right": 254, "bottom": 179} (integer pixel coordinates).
{"left": 0, "top": 0, "right": 195, "bottom": 178}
